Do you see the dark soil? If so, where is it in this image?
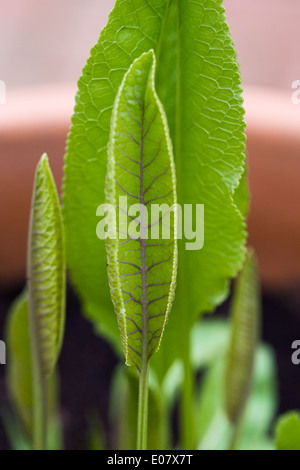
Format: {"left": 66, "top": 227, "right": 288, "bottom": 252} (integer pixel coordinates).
{"left": 0, "top": 281, "right": 300, "bottom": 450}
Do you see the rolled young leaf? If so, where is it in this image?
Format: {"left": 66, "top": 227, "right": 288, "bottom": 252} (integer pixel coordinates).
{"left": 105, "top": 50, "right": 177, "bottom": 371}
{"left": 27, "top": 153, "right": 65, "bottom": 449}
{"left": 27, "top": 153, "right": 66, "bottom": 379}
{"left": 225, "top": 250, "right": 260, "bottom": 426}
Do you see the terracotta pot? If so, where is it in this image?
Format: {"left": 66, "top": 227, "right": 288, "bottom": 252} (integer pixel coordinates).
{"left": 1, "top": 83, "right": 299, "bottom": 291}
{"left": 245, "top": 87, "right": 300, "bottom": 290}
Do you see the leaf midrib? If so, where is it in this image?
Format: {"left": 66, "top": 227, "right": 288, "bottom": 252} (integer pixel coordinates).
{"left": 139, "top": 103, "right": 149, "bottom": 369}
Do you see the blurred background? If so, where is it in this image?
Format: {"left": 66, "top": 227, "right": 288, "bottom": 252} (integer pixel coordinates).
{"left": 0, "top": 0, "right": 300, "bottom": 449}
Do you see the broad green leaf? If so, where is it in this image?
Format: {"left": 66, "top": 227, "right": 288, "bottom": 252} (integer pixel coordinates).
{"left": 28, "top": 154, "right": 66, "bottom": 378}
{"left": 225, "top": 250, "right": 260, "bottom": 425}
{"left": 153, "top": 0, "right": 246, "bottom": 380}
{"left": 63, "top": 0, "right": 246, "bottom": 373}
{"left": 105, "top": 50, "right": 177, "bottom": 369}
{"left": 275, "top": 412, "right": 300, "bottom": 451}
{"left": 5, "top": 292, "right": 59, "bottom": 440}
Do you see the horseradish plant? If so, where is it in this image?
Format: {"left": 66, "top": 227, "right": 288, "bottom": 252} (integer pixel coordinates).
{"left": 5, "top": 0, "right": 251, "bottom": 450}
{"left": 63, "top": 0, "right": 247, "bottom": 450}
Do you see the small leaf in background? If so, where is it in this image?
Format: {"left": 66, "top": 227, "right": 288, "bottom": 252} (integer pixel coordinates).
{"left": 161, "top": 360, "right": 184, "bottom": 414}
{"left": 5, "top": 291, "right": 61, "bottom": 447}
{"left": 275, "top": 411, "right": 300, "bottom": 451}
{"left": 6, "top": 292, "right": 33, "bottom": 436}
{"left": 27, "top": 153, "right": 66, "bottom": 378}
{"left": 191, "top": 319, "right": 229, "bottom": 370}
{"left": 85, "top": 412, "right": 106, "bottom": 451}
{"left": 225, "top": 250, "right": 260, "bottom": 426}
{"left": 195, "top": 345, "right": 277, "bottom": 451}
{"left": 105, "top": 50, "right": 177, "bottom": 369}
{"left": 237, "top": 346, "right": 277, "bottom": 449}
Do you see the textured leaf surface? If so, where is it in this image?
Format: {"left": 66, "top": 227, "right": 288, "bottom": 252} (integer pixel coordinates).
{"left": 28, "top": 154, "right": 65, "bottom": 378}
{"left": 225, "top": 250, "right": 260, "bottom": 424}
{"left": 105, "top": 50, "right": 177, "bottom": 369}
{"left": 63, "top": 0, "right": 247, "bottom": 369}
{"left": 5, "top": 292, "right": 57, "bottom": 438}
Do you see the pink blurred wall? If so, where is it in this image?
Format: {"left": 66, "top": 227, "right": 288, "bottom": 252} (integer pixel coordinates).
{"left": 1, "top": 0, "right": 300, "bottom": 89}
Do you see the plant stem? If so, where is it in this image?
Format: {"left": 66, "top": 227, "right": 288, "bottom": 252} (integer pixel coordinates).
{"left": 137, "top": 359, "right": 149, "bottom": 450}
{"left": 229, "top": 415, "right": 242, "bottom": 451}
{"left": 31, "top": 350, "right": 47, "bottom": 450}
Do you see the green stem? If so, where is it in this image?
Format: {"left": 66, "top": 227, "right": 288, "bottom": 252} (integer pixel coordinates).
{"left": 137, "top": 360, "right": 149, "bottom": 450}
{"left": 31, "top": 350, "right": 47, "bottom": 450}
{"left": 229, "top": 415, "right": 242, "bottom": 451}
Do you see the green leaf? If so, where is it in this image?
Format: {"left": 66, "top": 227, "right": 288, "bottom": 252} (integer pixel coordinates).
{"left": 63, "top": 0, "right": 246, "bottom": 372}
{"left": 238, "top": 346, "right": 277, "bottom": 447}
{"left": 195, "top": 346, "right": 277, "bottom": 450}
{"left": 275, "top": 412, "right": 300, "bottom": 451}
{"left": 104, "top": 50, "right": 177, "bottom": 369}
{"left": 196, "top": 359, "right": 232, "bottom": 450}
{"left": 6, "top": 292, "right": 33, "bottom": 435}
{"left": 85, "top": 412, "right": 106, "bottom": 450}
{"left": 5, "top": 292, "right": 59, "bottom": 440}
{"left": 153, "top": 0, "right": 246, "bottom": 382}
{"left": 63, "top": 0, "right": 174, "bottom": 352}
{"left": 27, "top": 154, "right": 66, "bottom": 378}
{"left": 191, "top": 318, "right": 229, "bottom": 370}
{"left": 225, "top": 250, "right": 260, "bottom": 425}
